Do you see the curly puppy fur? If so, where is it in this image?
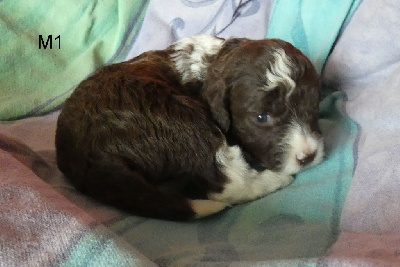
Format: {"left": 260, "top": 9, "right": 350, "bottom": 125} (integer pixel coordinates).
{"left": 56, "top": 35, "right": 324, "bottom": 220}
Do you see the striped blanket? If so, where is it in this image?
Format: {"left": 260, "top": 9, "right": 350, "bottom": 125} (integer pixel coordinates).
{"left": 1, "top": 0, "right": 400, "bottom": 266}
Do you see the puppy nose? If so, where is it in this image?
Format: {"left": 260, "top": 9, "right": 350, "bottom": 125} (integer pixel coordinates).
{"left": 296, "top": 151, "right": 316, "bottom": 167}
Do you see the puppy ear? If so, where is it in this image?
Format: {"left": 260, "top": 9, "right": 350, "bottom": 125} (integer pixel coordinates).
{"left": 202, "top": 75, "right": 230, "bottom": 133}
{"left": 202, "top": 39, "right": 249, "bottom": 133}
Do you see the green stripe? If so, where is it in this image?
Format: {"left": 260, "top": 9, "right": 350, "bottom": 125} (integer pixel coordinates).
{"left": 267, "top": 0, "right": 361, "bottom": 73}
{"left": 0, "top": 0, "right": 149, "bottom": 120}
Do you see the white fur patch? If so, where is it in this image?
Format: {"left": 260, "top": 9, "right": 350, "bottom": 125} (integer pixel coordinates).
{"left": 190, "top": 199, "right": 230, "bottom": 218}
{"left": 264, "top": 49, "right": 296, "bottom": 97}
{"left": 171, "top": 35, "right": 224, "bottom": 83}
{"left": 280, "top": 121, "right": 324, "bottom": 175}
{"left": 209, "top": 143, "right": 294, "bottom": 204}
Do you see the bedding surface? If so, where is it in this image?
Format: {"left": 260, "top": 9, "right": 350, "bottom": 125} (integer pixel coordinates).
{"left": 1, "top": 0, "right": 400, "bottom": 266}
{"left": 323, "top": 1, "right": 400, "bottom": 264}
{"left": 0, "top": 0, "right": 149, "bottom": 120}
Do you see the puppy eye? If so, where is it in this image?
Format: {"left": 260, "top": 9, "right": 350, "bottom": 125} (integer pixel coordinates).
{"left": 257, "top": 114, "right": 270, "bottom": 123}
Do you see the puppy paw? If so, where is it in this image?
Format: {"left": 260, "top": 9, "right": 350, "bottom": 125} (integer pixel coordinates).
{"left": 209, "top": 171, "right": 294, "bottom": 205}
{"left": 275, "top": 173, "right": 295, "bottom": 188}
{"left": 189, "top": 199, "right": 230, "bottom": 218}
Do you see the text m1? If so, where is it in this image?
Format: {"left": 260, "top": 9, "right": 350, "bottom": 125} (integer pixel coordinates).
{"left": 38, "top": 35, "right": 60, "bottom": 49}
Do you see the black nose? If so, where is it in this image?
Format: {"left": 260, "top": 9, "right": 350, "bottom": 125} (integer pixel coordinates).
{"left": 296, "top": 152, "right": 316, "bottom": 167}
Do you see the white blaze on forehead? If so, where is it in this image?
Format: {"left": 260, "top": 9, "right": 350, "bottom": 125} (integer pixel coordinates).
{"left": 264, "top": 48, "right": 296, "bottom": 97}
{"left": 171, "top": 35, "right": 224, "bottom": 83}
{"left": 280, "top": 121, "right": 324, "bottom": 175}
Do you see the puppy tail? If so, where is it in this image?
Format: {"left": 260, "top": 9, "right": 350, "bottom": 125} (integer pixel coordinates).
{"left": 71, "top": 162, "right": 229, "bottom": 220}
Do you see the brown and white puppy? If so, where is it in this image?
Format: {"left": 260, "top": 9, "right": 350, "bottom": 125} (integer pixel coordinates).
{"left": 55, "top": 35, "right": 323, "bottom": 220}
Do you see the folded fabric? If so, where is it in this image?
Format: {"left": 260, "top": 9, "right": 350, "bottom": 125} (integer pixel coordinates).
{"left": 267, "top": 0, "right": 360, "bottom": 74}
{"left": 0, "top": 0, "right": 149, "bottom": 120}
{"left": 125, "top": 0, "right": 274, "bottom": 59}
{"left": 0, "top": 132, "right": 155, "bottom": 266}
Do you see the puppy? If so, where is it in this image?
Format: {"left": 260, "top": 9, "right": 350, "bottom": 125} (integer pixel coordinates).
{"left": 56, "top": 35, "right": 324, "bottom": 220}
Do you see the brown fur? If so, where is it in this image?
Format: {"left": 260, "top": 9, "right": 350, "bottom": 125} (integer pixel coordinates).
{"left": 56, "top": 49, "right": 230, "bottom": 220}
{"left": 56, "top": 36, "right": 322, "bottom": 220}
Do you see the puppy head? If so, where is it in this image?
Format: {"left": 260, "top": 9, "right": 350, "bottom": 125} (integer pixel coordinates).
{"left": 203, "top": 38, "right": 324, "bottom": 175}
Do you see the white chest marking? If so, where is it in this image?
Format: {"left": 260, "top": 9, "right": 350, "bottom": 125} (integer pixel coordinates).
{"left": 210, "top": 143, "right": 294, "bottom": 204}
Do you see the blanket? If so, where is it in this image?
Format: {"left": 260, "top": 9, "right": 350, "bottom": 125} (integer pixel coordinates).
{"left": 2, "top": 0, "right": 400, "bottom": 266}
{"left": 0, "top": 129, "right": 154, "bottom": 267}
{"left": 0, "top": 0, "right": 150, "bottom": 120}
{"left": 323, "top": 0, "right": 400, "bottom": 264}
{"left": 267, "top": 0, "right": 360, "bottom": 74}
